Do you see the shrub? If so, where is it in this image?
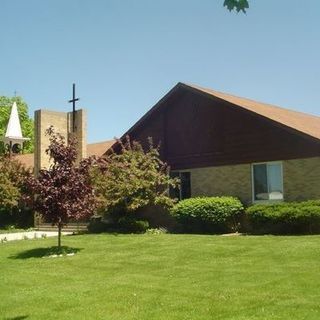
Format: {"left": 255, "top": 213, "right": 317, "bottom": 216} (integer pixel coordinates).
{"left": 245, "top": 201, "right": 320, "bottom": 234}
{"left": 171, "top": 196, "right": 244, "bottom": 234}
{"left": 88, "top": 214, "right": 150, "bottom": 234}
{"left": 87, "top": 216, "right": 108, "bottom": 234}
{"left": 118, "top": 217, "right": 149, "bottom": 233}
{"left": 0, "top": 207, "right": 34, "bottom": 229}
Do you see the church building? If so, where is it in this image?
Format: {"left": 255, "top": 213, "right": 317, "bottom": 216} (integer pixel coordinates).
{"left": 15, "top": 82, "right": 320, "bottom": 205}
{"left": 109, "top": 83, "right": 320, "bottom": 205}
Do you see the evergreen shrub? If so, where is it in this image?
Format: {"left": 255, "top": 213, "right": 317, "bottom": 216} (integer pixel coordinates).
{"left": 171, "top": 196, "right": 244, "bottom": 234}
{"left": 245, "top": 200, "right": 320, "bottom": 234}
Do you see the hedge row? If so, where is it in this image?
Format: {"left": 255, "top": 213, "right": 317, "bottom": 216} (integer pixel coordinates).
{"left": 170, "top": 197, "right": 320, "bottom": 235}
{"left": 88, "top": 197, "right": 320, "bottom": 235}
{"left": 245, "top": 200, "right": 320, "bottom": 234}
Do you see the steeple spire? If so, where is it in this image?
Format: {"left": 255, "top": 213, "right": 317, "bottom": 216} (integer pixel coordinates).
{"left": 5, "top": 102, "right": 24, "bottom": 139}
{"left": 2, "top": 101, "right": 29, "bottom": 156}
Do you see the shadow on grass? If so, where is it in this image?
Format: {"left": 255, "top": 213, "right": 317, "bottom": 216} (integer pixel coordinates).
{"left": 4, "top": 316, "right": 29, "bottom": 320}
{"left": 9, "top": 246, "right": 82, "bottom": 259}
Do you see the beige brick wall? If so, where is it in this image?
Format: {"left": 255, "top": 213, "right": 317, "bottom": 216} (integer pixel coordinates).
{"left": 67, "top": 109, "right": 87, "bottom": 163}
{"left": 34, "top": 109, "right": 87, "bottom": 174}
{"left": 34, "top": 110, "right": 68, "bottom": 174}
{"left": 187, "top": 157, "right": 320, "bottom": 204}
{"left": 189, "top": 163, "right": 252, "bottom": 204}
{"left": 283, "top": 157, "right": 320, "bottom": 201}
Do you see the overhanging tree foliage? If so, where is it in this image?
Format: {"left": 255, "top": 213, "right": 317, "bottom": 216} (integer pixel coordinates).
{"left": 224, "top": 0, "right": 249, "bottom": 13}
{"left": 0, "top": 96, "right": 34, "bottom": 154}
{"left": 92, "top": 136, "right": 179, "bottom": 221}
{"left": 25, "top": 127, "right": 96, "bottom": 249}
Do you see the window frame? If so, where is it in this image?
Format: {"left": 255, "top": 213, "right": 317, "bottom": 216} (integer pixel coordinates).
{"left": 170, "top": 170, "right": 191, "bottom": 200}
{"left": 251, "top": 161, "right": 284, "bottom": 203}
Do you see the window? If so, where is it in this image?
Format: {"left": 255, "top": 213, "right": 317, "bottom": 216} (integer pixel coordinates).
{"left": 170, "top": 171, "right": 191, "bottom": 200}
{"left": 252, "top": 162, "right": 283, "bottom": 201}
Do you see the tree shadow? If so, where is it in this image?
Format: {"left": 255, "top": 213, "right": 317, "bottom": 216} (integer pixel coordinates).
{"left": 9, "top": 246, "right": 82, "bottom": 259}
{"left": 4, "top": 316, "right": 29, "bottom": 320}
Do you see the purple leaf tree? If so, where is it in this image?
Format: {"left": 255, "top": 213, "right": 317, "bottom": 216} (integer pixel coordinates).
{"left": 25, "top": 127, "right": 96, "bottom": 249}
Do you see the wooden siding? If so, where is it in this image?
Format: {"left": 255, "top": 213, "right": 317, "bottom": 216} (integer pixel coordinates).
{"left": 120, "top": 88, "right": 320, "bottom": 170}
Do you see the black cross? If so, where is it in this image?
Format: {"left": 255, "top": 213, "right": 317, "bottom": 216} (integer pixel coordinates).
{"left": 68, "top": 83, "right": 80, "bottom": 132}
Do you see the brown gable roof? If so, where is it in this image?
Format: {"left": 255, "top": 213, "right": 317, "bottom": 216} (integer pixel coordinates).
{"left": 114, "top": 82, "right": 320, "bottom": 146}
{"left": 183, "top": 83, "right": 320, "bottom": 141}
{"left": 15, "top": 139, "right": 115, "bottom": 169}
{"left": 87, "top": 140, "right": 115, "bottom": 157}
{"left": 15, "top": 83, "right": 320, "bottom": 167}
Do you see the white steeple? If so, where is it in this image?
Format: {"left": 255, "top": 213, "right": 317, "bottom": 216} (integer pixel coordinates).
{"left": 2, "top": 102, "right": 29, "bottom": 153}
{"left": 5, "top": 102, "right": 24, "bottom": 140}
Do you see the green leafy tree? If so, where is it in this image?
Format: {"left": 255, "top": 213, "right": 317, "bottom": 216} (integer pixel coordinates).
{"left": 0, "top": 96, "right": 34, "bottom": 154}
{"left": 92, "top": 136, "right": 179, "bottom": 222}
{"left": 224, "top": 0, "right": 249, "bottom": 13}
{"left": 0, "top": 156, "right": 30, "bottom": 209}
{"left": 0, "top": 155, "right": 31, "bottom": 227}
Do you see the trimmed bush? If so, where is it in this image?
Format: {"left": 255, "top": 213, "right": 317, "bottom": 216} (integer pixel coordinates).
{"left": 171, "top": 196, "right": 244, "bottom": 234}
{"left": 245, "top": 200, "right": 320, "bottom": 234}
{"left": 118, "top": 217, "right": 149, "bottom": 233}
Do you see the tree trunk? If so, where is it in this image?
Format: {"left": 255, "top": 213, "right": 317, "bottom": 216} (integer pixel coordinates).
{"left": 58, "top": 223, "right": 62, "bottom": 250}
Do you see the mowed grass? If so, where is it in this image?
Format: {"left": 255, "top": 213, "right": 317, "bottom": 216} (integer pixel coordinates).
{"left": 1, "top": 234, "right": 320, "bottom": 320}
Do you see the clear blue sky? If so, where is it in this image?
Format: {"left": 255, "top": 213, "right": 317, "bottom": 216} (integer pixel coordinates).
{"left": 1, "top": 0, "right": 320, "bottom": 143}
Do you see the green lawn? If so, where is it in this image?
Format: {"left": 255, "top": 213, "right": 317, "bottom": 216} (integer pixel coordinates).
{"left": 0, "top": 234, "right": 320, "bottom": 320}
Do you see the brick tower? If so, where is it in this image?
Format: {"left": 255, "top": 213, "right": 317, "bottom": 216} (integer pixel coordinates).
{"left": 34, "top": 108, "right": 87, "bottom": 174}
